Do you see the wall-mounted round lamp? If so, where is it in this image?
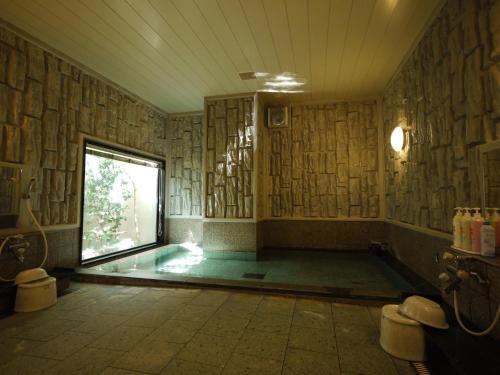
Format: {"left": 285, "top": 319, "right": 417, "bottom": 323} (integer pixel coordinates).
{"left": 390, "top": 126, "right": 405, "bottom": 152}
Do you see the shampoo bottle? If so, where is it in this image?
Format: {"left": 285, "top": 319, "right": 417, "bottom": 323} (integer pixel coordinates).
{"left": 492, "top": 208, "right": 500, "bottom": 249}
{"left": 453, "top": 207, "right": 463, "bottom": 248}
{"left": 480, "top": 220, "right": 496, "bottom": 258}
{"left": 471, "top": 208, "right": 483, "bottom": 254}
{"left": 461, "top": 208, "right": 472, "bottom": 251}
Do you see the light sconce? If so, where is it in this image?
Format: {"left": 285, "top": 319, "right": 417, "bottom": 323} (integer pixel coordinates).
{"left": 390, "top": 126, "right": 405, "bottom": 152}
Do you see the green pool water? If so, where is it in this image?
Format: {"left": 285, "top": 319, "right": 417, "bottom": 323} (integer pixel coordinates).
{"left": 87, "top": 244, "right": 415, "bottom": 293}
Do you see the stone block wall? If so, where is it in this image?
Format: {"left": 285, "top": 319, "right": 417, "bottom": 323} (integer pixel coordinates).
{"left": 485, "top": 148, "right": 500, "bottom": 205}
{"left": 205, "top": 97, "right": 254, "bottom": 219}
{"left": 383, "top": 0, "right": 500, "bottom": 341}
{"left": 262, "top": 220, "right": 385, "bottom": 250}
{"left": 0, "top": 25, "right": 168, "bottom": 227}
{"left": 167, "top": 114, "right": 202, "bottom": 217}
{"left": 383, "top": 0, "right": 500, "bottom": 233}
{"left": 0, "top": 167, "right": 17, "bottom": 215}
{"left": 265, "top": 102, "right": 379, "bottom": 218}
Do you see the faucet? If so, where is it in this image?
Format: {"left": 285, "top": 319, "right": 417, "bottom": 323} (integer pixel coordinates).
{"left": 442, "top": 251, "right": 474, "bottom": 262}
{"left": 443, "top": 252, "right": 489, "bottom": 283}
{"left": 22, "top": 178, "right": 36, "bottom": 200}
{"left": 4, "top": 235, "right": 30, "bottom": 263}
{"left": 469, "top": 271, "right": 489, "bottom": 285}
{"left": 439, "top": 268, "right": 470, "bottom": 294}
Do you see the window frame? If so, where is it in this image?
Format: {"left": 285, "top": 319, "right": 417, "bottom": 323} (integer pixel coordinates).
{"left": 79, "top": 139, "right": 165, "bottom": 265}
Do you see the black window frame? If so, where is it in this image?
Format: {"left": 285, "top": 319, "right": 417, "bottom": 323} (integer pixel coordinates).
{"left": 79, "top": 139, "right": 165, "bottom": 265}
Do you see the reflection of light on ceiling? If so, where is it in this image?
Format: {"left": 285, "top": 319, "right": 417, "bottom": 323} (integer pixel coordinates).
{"left": 259, "top": 88, "right": 305, "bottom": 94}
{"left": 254, "top": 72, "right": 270, "bottom": 78}
{"left": 274, "top": 74, "right": 294, "bottom": 81}
{"left": 264, "top": 80, "right": 304, "bottom": 88}
{"left": 257, "top": 72, "right": 307, "bottom": 93}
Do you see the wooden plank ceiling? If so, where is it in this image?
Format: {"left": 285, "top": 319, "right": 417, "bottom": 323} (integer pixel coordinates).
{"left": 0, "top": 0, "right": 442, "bottom": 113}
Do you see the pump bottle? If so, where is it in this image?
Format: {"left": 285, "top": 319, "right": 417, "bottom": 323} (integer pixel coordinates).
{"left": 471, "top": 208, "right": 483, "bottom": 254}
{"left": 480, "top": 219, "right": 496, "bottom": 258}
{"left": 461, "top": 208, "right": 472, "bottom": 251}
{"left": 453, "top": 207, "right": 463, "bottom": 248}
{"left": 491, "top": 208, "right": 500, "bottom": 250}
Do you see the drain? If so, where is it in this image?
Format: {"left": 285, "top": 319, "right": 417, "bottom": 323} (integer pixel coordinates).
{"left": 412, "top": 362, "right": 431, "bottom": 375}
{"left": 241, "top": 273, "right": 266, "bottom": 280}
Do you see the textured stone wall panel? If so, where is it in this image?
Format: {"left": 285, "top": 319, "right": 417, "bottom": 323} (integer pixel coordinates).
{"left": 167, "top": 114, "right": 203, "bottom": 217}
{"left": 0, "top": 25, "right": 168, "bottom": 226}
{"left": 205, "top": 96, "right": 254, "bottom": 218}
{"left": 0, "top": 83, "right": 7, "bottom": 122}
{"left": 383, "top": 0, "right": 499, "bottom": 233}
{"left": 266, "top": 102, "right": 378, "bottom": 218}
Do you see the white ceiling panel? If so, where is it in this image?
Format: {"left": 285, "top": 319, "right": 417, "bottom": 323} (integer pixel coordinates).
{"left": 0, "top": 0, "right": 443, "bottom": 112}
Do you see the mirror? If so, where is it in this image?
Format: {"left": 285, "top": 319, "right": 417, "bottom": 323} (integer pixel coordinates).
{"left": 0, "top": 165, "right": 21, "bottom": 229}
{"left": 480, "top": 139, "right": 500, "bottom": 215}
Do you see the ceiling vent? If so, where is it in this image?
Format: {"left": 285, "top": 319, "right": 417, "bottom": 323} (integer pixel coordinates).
{"left": 239, "top": 72, "right": 257, "bottom": 80}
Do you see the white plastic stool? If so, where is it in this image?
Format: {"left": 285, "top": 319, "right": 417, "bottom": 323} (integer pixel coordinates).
{"left": 380, "top": 304, "right": 426, "bottom": 362}
{"left": 15, "top": 276, "right": 57, "bottom": 312}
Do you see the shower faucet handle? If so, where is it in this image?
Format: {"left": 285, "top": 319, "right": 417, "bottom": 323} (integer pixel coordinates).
{"left": 457, "top": 269, "right": 470, "bottom": 280}
{"left": 443, "top": 252, "right": 456, "bottom": 261}
{"left": 438, "top": 272, "right": 450, "bottom": 282}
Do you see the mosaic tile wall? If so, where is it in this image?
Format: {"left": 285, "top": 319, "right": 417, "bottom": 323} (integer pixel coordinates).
{"left": 204, "top": 97, "right": 254, "bottom": 219}
{"left": 383, "top": 0, "right": 500, "bottom": 233}
{"left": 167, "top": 114, "right": 202, "bottom": 217}
{"left": 265, "top": 102, "right": 379, "bottom": 218}
{"left": 0, "top": 25, "right": 168, "bottom": 226}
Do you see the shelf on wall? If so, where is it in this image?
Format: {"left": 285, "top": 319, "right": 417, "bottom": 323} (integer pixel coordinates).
{"left": 450, "top": 246, "right": 500, "bottom": 269}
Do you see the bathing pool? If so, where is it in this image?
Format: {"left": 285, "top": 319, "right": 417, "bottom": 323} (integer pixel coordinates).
{"left": 79, "top": 244, "right": 424, "bottom": 298}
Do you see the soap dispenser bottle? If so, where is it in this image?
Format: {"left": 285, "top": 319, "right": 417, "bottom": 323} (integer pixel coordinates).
{"left": 461, "top": 208, "right": 472, "bottom": 251}
{"left": 492, "top": 208, "right": 500, "bottom": 249}
{"left": 480, "top": 219, "right": 496, "bottom": 258}
{"left": 471, "top": 208, "right": 483, "bottom": 254}
{"left": 453, "top": 207, "right": 463, "bottom": 248}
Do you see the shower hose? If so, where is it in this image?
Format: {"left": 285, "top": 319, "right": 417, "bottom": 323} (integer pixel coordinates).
{"left": 453, "top": 290, "right": 500, "bottom": 336}
{"left": 0, "top": 194, "right": 48, "bottom": 282}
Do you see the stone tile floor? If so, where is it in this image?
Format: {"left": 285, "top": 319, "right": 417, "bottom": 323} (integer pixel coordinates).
{"left": 0, "top": 282, "right": 416, "bottom": 375}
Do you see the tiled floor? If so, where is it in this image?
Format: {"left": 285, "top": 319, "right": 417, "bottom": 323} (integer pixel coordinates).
{"left": 0, "top": 282, "right": 416, "bottom": 375}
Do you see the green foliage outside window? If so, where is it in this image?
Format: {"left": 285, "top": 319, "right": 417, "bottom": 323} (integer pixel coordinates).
{"left": 82, "top": 158, "right": 132, "bottom": 251}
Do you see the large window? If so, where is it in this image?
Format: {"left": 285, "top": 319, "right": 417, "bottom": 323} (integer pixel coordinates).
{"left": 80, "top": 141, "right": 164, "bottom": 263}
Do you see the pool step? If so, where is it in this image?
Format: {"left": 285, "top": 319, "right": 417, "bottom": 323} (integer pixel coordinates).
{"left": 73, "top": 269, "right": 413, "bottom": 303}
